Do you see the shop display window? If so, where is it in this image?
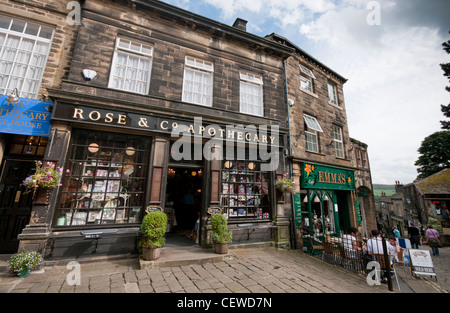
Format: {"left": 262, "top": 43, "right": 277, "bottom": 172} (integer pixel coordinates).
{"left": 220, "top": 160, "right": 271, "bottom": 220}
{"left": 56, "top": 130, "right": 151, "bottom": 227}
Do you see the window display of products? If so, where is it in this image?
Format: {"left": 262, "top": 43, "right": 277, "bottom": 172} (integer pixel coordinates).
{"left": 220, "top": 160, "right": 271, "bottom": 219}
{"left": 56, "top": 130, "right": 151, "bottom": 227}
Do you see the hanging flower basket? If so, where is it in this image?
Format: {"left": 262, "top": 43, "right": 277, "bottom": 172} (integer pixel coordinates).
{"left": 275, "top": 173, "right": 295, "bottom": 193}
{"left": 22, "top": 161, "right": 69, "bottom": 200}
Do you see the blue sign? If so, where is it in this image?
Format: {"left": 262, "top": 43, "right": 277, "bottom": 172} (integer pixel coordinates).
{"left": 0, "top": 95, "right": 53, "bottom": 137}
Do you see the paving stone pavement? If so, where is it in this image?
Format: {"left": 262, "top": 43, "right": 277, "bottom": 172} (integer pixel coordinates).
{"left": 0, "top": 247, "right": 390, "bottom": 294}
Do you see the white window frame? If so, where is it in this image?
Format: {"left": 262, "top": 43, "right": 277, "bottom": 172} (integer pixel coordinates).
{"left": 239, "top": 71, "right": 264, "bottom": 117}
{"left": 0, "top": 15, "right": 54, "bottom": 99}
{"left": 182, "top": 56, "right": 214, "bottom": 107}
{"left": 300, "top": 64, "right": 315, "bottom": 79}
{"left": 332, "top": 125, "right": 345, "bottom": 159}
{"left": 305, "top": 130, "right": 319, "bottom": 153}
{"left": 303, "top": 114, "right": 323, "bottom": 133}
{"left": 108, "top": 37, "right": 154, "bottom": 95}
{"left": 299, "top": 64, "right": 315, "bottom": 94}
{"left": 303, "top": 115, "right": 323, "bottom": 153}
{"left": 327, "top": 81, "right": 338, "bottom": 105}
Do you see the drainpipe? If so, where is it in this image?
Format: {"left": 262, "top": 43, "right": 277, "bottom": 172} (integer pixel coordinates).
{"left": 284, "top": 60, "right": 296, "bottom": 249}
{"left": 283, "top": 60, "right": 293, "bottom": 178}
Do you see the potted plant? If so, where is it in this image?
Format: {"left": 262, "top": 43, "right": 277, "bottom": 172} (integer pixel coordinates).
{"left": 7, "top": 250, "right": 42, "bottom": 278}
{"left": 140, "top": 211, "right": 167, "bottom": 261}
{"left": 211, "top": 214, "right": 232, "bottom": 254}
{"left": 22, "top": 160, "right": 69, "bottom": 203}
{"left": 275, "top": 173, "right": 295, "bottom": 193}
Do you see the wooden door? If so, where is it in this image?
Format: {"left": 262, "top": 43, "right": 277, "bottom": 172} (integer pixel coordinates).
{"left": 0, "top": 160, "right": 35, "bottom": 253}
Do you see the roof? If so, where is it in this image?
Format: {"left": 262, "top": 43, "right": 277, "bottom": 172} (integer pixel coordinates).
{"left": 266, "top": 33, "right": 348, "bottom": 84}
{"left": 131, "top": 0, "right": 294, "bottom": 57}
{"left": 414, "top": 168, "right": 450, "bottom": 194}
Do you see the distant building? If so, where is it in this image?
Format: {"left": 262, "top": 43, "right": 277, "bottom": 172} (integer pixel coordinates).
{"left": 351, "top": 138, "right": 377, "bottom": 237}
{"left": 403, "top": 168, "right": 450, "bottom": 243}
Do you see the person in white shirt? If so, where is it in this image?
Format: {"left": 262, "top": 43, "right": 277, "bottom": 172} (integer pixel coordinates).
{"left": 365, "top": 229, "right": 394, "bottom": 258}
{"left": 342, "top": 227, "right": 361, "bottom": 259}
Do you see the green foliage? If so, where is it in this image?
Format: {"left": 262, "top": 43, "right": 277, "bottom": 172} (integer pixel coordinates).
{"left": 414, "top": 131, "right": 450, "bottom": 180}
{"left": 275, "top": 173, "right": 295, "bottom": 193}
{"left": 141, "top": 211, "right": 167, "bottom": 248}
{"left": 211, "top": 214, "right": 232, "bottom": 243}
{"left": 8, "top": 250, "right": 42, "bottom": 274}
{"left": 428, "top": 219, "right": 443, "bottom": 235}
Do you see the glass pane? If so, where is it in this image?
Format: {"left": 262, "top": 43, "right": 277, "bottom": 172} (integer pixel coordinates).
{"left": 10, "top": 19, "right": 25, "bottom": 33}
{"left": 38, "top": 26, "right": 53, "bottom": 39}
{"left": 304, "top": 115, "right": 323, "bottom": 133}
{"left": 0, "top": 15, "right": 11, "bottom": 29}
{"left": 25, "top": 22, "right": 39, "bottom": 36}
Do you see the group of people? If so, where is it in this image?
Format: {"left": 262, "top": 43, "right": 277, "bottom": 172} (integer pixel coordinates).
{"left": 342, "top": 228, "right": 401, "bottom": 262}
{"left": 406, "top": 223, "right": 442, "bottom": 256}
{"left": 342, "top": 223, "right": 442, "bottom": 261}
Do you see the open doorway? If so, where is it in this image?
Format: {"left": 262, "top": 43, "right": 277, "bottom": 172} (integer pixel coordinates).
{"left": 165, "top": 167, "right": 203, "bottom": 246}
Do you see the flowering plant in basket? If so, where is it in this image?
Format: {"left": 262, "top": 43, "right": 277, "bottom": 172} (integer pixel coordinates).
{"left": 275, "top": 173, "right": 295, "bottom": 193}
{"left": 22, "top": 161, "right": 69, "bottom": 196}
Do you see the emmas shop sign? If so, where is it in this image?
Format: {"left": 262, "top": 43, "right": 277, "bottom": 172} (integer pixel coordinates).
{"left": 300, "top": 163, "right": 355, "bottom": 191}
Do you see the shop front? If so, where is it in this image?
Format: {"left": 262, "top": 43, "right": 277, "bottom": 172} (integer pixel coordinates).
{"left": 39, "top": 101, "right": 286, "bottom": 259}
{"left": 297, "top": 162, "right": 357, "bottom": 241}
{"left": 0, "top": 95, "right": 53, "bottom": 253}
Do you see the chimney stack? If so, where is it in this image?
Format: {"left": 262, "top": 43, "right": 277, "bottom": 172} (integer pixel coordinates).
{"left": 233, "top": 18, "right": 248, "bottom": 31}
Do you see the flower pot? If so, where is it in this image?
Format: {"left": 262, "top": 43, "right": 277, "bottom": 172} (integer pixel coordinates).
{"left": 33, "top": 187, "right": 52, "bottom": 205}
{"left": 18, "top": 268, "right": 31, "bottom": 278}
{"left": 142, "top": 246, "right": 162, "bottom": 261}
{"left": 276, "top": 189, "right": 285, "bottom": 203}
{"left": 213, "top": 242, "right": 229, "bottom": 254}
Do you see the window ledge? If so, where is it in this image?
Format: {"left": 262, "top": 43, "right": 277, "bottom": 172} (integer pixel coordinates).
{"left": 328, "top": 101, "right": 343, "bottom": 110}
{"left": 300, "top": 88, "right": 319, "bottom": 99}
{"left": 305, "top": 150, "right": 326, "bottom": 156}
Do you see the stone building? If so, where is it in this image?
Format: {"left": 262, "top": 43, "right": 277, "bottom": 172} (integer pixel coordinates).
{"left": 375, "top": 182, "right": 411, "bottom": 236}
{"left": 12, "top": 0, "right": 294, "bottom": 259}
{"left": 0, "top": 0, "right": 78, "bottom": 253}
{"left": 266, "top": 34, "right": 374, "bottom": 245}
{"left": 351, "top": 138, "right": 377, "bottom": 237}
{"left": 403, "top": 168, "right": 450, "bottom": 244}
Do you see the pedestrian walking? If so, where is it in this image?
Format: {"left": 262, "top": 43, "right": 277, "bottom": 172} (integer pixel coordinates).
{"left": 392, "top": 226, "right": 401, "bottom": 238}
{"left": 425, "top": 225, "right": 441, "bottom": 256}
{"left": 408, "top": 223, "right": 420, "bottom": 249}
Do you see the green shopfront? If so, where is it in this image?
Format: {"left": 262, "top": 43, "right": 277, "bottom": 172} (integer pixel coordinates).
{"left": 298, "top": 162, "right": 358, "bottom": 239}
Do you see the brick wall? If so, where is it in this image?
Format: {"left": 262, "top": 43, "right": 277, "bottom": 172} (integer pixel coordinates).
{"left": 285, "top": 54, "right": 351, "bottom": 167}
{"left": 65, "top": 0, "right": 289, "bottom": 128}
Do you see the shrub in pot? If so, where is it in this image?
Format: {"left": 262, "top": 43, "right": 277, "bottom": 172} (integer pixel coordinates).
{"left": 211, "top": 214, "right": 232, "bottom": 254}
{"left": 140, "top": 211, "right": 167, "bottom": 261}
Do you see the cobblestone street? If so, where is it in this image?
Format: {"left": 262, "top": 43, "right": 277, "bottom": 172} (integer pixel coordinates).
{"left": 1, "top": 246, "right": 449, "bottom": 295}
{"left": 1, "top": 247, "right": 386, "bottom": 294}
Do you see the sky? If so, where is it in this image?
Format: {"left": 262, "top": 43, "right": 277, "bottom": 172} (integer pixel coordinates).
{"left": 161, "top": 0, "right": 450, "bottom": 185}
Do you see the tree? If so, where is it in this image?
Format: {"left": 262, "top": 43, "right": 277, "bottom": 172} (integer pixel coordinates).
{"left": 440, "top": 34, "right": 450, "bottom": 130}
{"left": 415, "top": 131, "right": 450, "bottom": 180}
